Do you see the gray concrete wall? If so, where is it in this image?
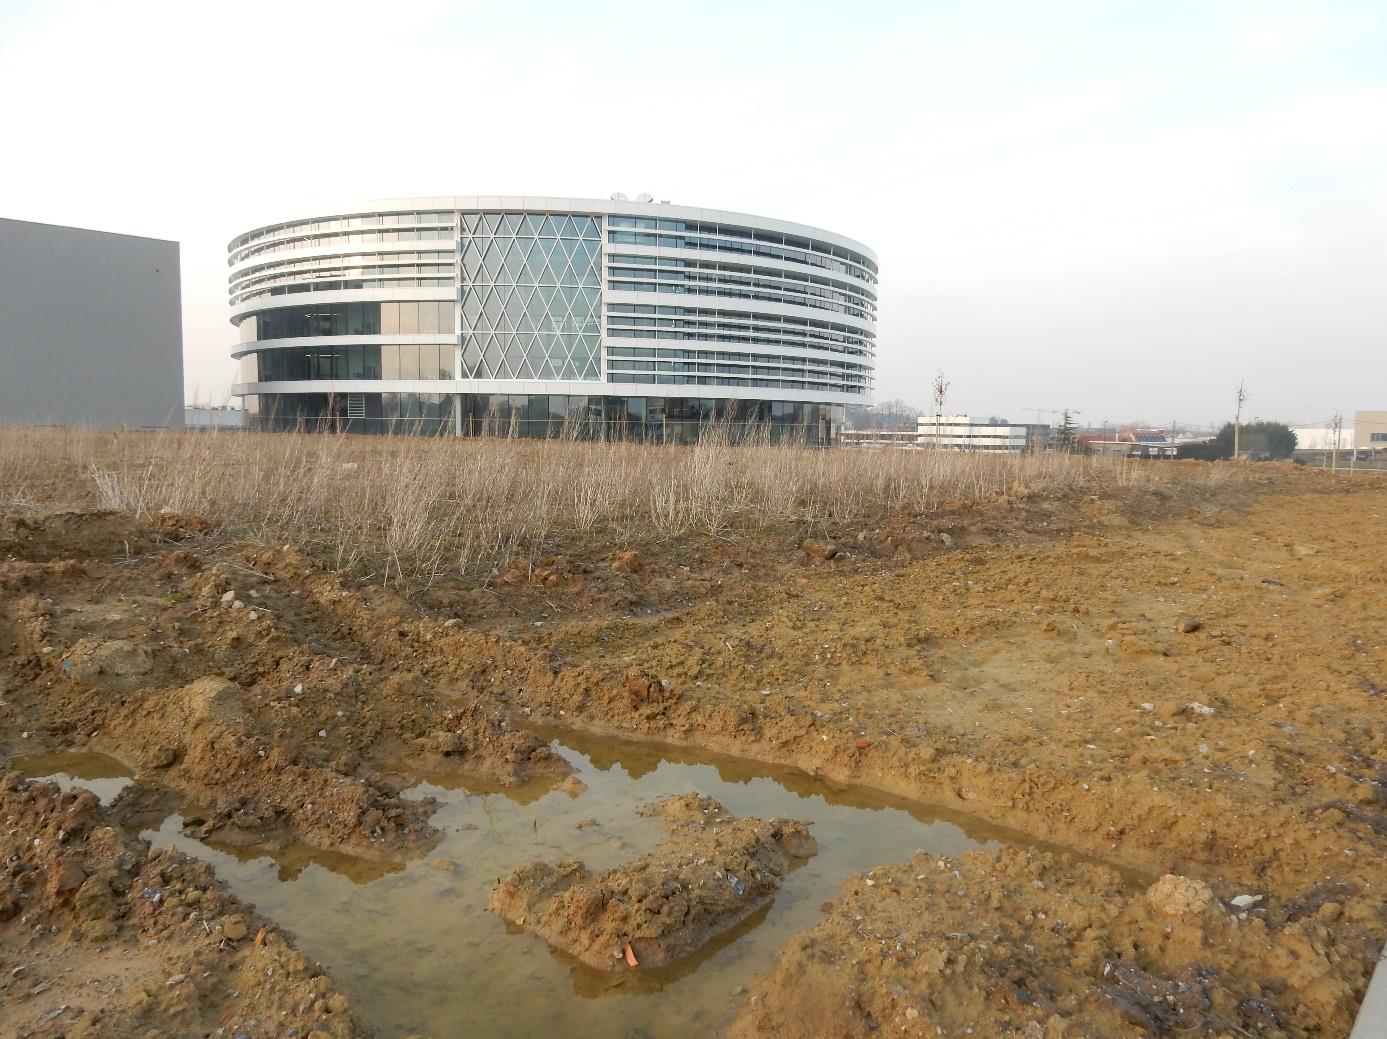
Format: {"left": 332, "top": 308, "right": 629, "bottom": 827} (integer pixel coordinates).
{"left": 0, "top": 217, "right": 183, "bottom": 427}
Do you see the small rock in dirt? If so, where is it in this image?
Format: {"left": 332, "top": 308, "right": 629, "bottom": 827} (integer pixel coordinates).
{"left": 801, "top": 539, "right": 842, "bottom": 562}
{"left": 1175, "top": 614, "right": 1202, "bottom": 634}
{"left": 221, "top": 589, "right": 236, "bottom": 604}
{"left": 1186, "top": 702, "right": 1216, "bottom": 716}
{"left": 49, "top": 859, "right": 86, "bottom": 898}
{"left": 1145, "top": 874, "right": 1214, "bottom": 917}
{"left": 553, "top": 776, "right": 588, "bottom": 798}
{"left": 1229, "top": 894, "right": 1263, "bottom": 909}
{"left": 222, "top": 914, "right": 249, "bottom": 941}
{"left": 65, "top": 639, "right": 153, "bottom": 684}
{"left": 609, "top": 550, "right": 642, "bottom": 573}
{"left": 144, "top": 745, "right": 178, "bottom": 769}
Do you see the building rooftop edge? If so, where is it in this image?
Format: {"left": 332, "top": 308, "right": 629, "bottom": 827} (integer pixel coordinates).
{"left": 226, "top": 196, "right": 876, "bottom": 262}
{"left": 1, "top": 215, "right": 178, "bottom": 247}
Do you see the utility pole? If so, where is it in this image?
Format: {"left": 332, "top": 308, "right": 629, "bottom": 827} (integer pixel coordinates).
{"left": 1233, "top": 380, "right": 1247, "bottom": 459}
{"left": 1331, "top": 413, "right": 1343, "bottom": 473}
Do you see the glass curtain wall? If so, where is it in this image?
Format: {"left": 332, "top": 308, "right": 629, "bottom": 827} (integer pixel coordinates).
{"left": 458, "top": 214, "right": 601, "bottom": 380}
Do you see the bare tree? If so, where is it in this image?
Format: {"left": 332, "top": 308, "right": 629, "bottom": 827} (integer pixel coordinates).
{"left": 931, "top": 370, "right": 949, "bottom": 446}
{"left": 1331, "top": 413, "right": 1343, "bottom": 472}
{"left": 1233, "top": 380, "right": 1248, "bottom": 459}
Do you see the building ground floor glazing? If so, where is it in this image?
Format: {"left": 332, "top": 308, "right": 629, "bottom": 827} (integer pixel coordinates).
{"left": 245, "top": 392, "right": 844, "bottom": 445}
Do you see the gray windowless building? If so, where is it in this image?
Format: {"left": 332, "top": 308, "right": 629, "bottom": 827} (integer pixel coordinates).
{"left": 0, "top": 217, "right": 183, "bottom": 427}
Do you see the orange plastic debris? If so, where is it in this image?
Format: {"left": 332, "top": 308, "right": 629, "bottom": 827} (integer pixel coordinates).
{"left": 623, "top": 942, "right": 639, "bottom": 967}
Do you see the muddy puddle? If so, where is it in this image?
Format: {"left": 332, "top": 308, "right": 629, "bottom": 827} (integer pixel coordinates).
{"left": 20, "top": 732, "right": 1090, "bottom": 1039}
{"left": 10, "top": 750, "right": 133, "bottom": 804}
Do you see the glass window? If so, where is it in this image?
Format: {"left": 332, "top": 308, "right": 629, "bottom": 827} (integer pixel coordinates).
{"left": 361, "top": 345, "right": 381, "bottom": 379}
{"left": 382, "top": 345, "right": 400, "bottom": 380}
{"left": 381, "top": 303, "right": 400, "bottom": 334}
{"left": 399, "top": 302, "right": 419, "bottom": 334}
{"left": 398, "top": 344, "right": 420, "bottom": 379}
{"left": 416, "top": 344, "right": 439, "bottom": 380}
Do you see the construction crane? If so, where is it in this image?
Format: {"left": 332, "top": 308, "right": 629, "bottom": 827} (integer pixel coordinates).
{"left": 1026, "top": 407, "right": 1082, "bottom": 426}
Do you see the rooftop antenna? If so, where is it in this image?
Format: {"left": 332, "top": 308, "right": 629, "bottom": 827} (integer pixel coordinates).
{"left": 635, "top": 192, "right": 654, "bottom": 203}
{"left": 610, "top": 192, "right": 629, "bottom": 201}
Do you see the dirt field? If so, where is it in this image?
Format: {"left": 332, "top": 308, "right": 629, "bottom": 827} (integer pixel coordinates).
{"left": 1, "top": 431, "right": 1383, "bottom": 1037}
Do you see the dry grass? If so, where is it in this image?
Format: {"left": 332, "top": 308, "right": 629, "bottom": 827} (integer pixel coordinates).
{"left": 0, "top": 426, "right": 1222, "bottom": 586}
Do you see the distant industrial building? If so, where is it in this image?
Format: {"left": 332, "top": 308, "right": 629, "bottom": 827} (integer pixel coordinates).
{"left": 1290, "top": 425, "right": 1354, "bottom": 452}
{"left": 840, "top": 428, "right": 919, "bottom": 449}
{"left": 184, "top": 405, "right": 247, "bottom": 429}
{"left": 844, "top": 414, "right": 1050, "bottom": 452}
{"left": 1355, "top": 411, "right": 1387, "bottom": 453}
{"left": 916, "top": 414, "right": 1049, "bottom": 452}
{"left": 0, "top": 217, "right": 183, "bottom": 427}
{"left": 1079, "top": 427, "right": 1180, "bottom": 459}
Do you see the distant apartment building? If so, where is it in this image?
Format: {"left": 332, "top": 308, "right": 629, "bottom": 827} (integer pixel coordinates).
{"left": 916, "top": 414, "right": 1049, "bottom": 452}
{"left": 0, "top": 217, "right": 183, "bottom": 427}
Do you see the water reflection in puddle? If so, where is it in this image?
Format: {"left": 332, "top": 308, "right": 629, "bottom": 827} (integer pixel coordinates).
{"left": 10, "top": 751, "right": 134, "bottom": 804}
{"left": 21, "top": 733, "right": 1048, "bottom": 1039}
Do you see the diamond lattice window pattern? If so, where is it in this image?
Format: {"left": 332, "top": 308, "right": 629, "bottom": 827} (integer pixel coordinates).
{"left": 458, "top": 214, "right": 602, "bottom": 381}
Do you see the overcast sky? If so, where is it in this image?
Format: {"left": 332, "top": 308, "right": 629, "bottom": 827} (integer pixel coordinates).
{"left": 2, "top": 0, "right": 1383, "bottom": 428}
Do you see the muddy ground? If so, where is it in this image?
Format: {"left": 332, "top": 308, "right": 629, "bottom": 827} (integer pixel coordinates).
{"left": 1, "top": 462, "right": 1384, "bottom": 1036}
{"left": 490, "top": 793, "right": 816, "bottom": 970}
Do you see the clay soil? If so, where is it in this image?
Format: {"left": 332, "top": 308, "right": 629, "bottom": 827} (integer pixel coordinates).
{"left": 2, "top": 439, "right": 1385, "bottom": 1038}
{"left": 490, "top": 793, "right": 816, "bottom": 971}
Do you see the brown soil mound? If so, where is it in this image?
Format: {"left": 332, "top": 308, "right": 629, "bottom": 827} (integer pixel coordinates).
{"left": 0, "top": 526, "right": 571, "bottom": 859}
{"left": 96, "top": 675, "right": 439, "bottom": 855}
{"left": 0, "top": 508, "right": 145, "bottom": 563}
{"left": 729, "top": 846, "right": 1376, "bottom": 1039}
{"left": 490, "top": 794, "right": 816, "bottom": 970}
{"left": 0, "top": 772, "right": 367, "bottom": 1039}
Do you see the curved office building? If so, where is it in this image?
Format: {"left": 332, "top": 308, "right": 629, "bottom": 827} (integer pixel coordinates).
{"left": 229, "top": 196, "right": 876, "bottom": 443}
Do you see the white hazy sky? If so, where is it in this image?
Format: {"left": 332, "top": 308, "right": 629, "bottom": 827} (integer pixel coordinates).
{"left": 2, "top": 0, "right": 1383, "bottom": 428}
